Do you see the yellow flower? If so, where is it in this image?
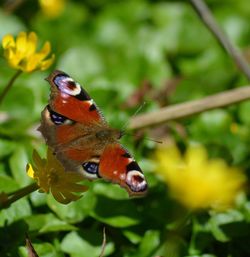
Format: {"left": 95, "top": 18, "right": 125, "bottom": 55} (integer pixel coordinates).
{"left": 26, "top": 148, "right": 87, "bottom": 204}
{"left": 39, "top": 0, "right": 66, "bottom": 18}
{"left": 155, "top": 145, "right": 246, "bottom": 210}
{"left": 2, "top": 31, "right": 55, "bottom": 72}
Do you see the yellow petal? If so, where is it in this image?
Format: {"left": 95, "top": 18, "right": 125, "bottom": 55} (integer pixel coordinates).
{"left": 4, "top": 48, "right": 18, "bottom": 64}
{"left": 39, "top": 0, "right": 65, "bottom": 18}
{"left": 26, "top": 164, "right": 35, "bottom": 178}
{"left": 185, "top": 146, "right": 207, "bottom": 167}
{"left": 25, "top": 54, "right": 40, "bottom": 72}
{"left": 60, "top": 190, "right": 82, "bottom": 202}
{"left": 2, "top": 31, "right": 55, "bottom": 73}
{"left": 47, "top": 147, "right": 57, "bottom": 163}
{"left": 26, "top": 32, "right": 38, "bottom": 56}
{"left": 16, "top": 32, "right": 28, "bottom": 59}
{"left": 38, "top": 41, "right": 51, "bottom": 59}
{"left": 2, "top": 34, "right": 15, "bottom": 48}
{"left": 46, "top": 147, "right": 64, "bottom": 172}
{"left": 32, "top": 150, "right": 45, "bottom": 169}
{"left": 64, "top": 183, "right": 88, "bottom": 192}
{"left": 51, "top": 188, "right": 72, "bottom": 204}
{"left": 154, "top": 145, "right": 246, "bottom": 210}
{"left": 40, "top": 54, "right": 55, "bottom": 70}
{"left": 63, "top": 172, "right": 85, "bottom": 183}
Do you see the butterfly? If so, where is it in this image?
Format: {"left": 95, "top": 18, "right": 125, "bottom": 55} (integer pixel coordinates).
{"left": 39, "top": 70, "right": 147, "bottom": 196}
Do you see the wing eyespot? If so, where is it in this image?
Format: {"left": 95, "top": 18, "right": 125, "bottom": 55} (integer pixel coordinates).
{"left": 80, "top": 157, "right": 100, "bottom": 179}
{"left": 53, "top": 74, "right": 90, "bottom": 101}
{"left": 47, "top": 106, "right": 74, "bottom": 125}
{"left": 125, "top": 160, "right": 147, "bottom": 194}
{"left": 126, "top": 170, "right": 147, "bottom": 193}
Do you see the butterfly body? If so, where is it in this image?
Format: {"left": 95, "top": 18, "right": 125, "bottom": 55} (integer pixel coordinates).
{"left": 39, "top": 70, "right": 147, "bottom": 196}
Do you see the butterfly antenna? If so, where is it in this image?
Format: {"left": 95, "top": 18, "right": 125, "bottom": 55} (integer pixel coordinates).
{"left": 121, "top": 101, "right": 146, "bottom": 133}
{"left": 122, "top": 130, "right": 162, "bottom": 144}
{"left": 121, "top": 102, "right": 161, "bottom": 144}
{"left": 144, "top": 137, "right": 163, "bottom": 144}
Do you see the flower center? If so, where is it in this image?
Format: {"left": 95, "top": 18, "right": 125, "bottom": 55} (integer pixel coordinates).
{"left": 48, "top": 170, "right": 60, "bottom": 185}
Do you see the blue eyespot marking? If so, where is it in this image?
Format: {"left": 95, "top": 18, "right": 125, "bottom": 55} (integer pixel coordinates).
{"left": 53, "top": 73, "right": 90, "bottom": 101}
{"left": 82, "top": 162, "right": 99, "bottom": 175}
{"left": 54, "top": 74, "right": 69, "bottom": 88}
{"left": 47, "top": 106, "right": 70, "bottom": 125}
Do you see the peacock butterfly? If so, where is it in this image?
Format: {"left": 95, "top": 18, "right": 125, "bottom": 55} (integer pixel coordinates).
{"left": 39, "top": 70, "right": 147, "bottom": 196}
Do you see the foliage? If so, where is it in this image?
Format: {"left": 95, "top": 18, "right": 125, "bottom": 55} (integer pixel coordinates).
{"left": 0, "top": 0, "right": 250, "bottom": 256}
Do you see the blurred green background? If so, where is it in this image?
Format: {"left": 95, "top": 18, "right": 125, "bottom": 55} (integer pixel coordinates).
{"left": 0, "top": 0, "right": 250, "bottom": 256}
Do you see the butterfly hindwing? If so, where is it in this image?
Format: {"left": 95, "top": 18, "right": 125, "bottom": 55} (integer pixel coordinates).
{"left": 99, "top": 143, "right": 147, "bottom": 196}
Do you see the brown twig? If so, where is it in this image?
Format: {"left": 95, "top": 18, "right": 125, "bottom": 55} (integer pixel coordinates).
{"left": 4, "top": 0, "right": 26, "bottom": 13}
{"left": 26, "top": 235, "right": 39, "bottom": 257}
{"left": 99, "top": 227, "right": 107, "bottom": 257}
{"left": 129, "top": 85, "right": 250, "bottom": 130}
{"left": 189, "top": 0, "right": 250, "bottom": 81}
{"left": 0, "top": 183, "right": 39, "bottom": 210}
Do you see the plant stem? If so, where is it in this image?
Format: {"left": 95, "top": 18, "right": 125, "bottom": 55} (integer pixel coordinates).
{"left": 188, "top": 216, "right": 200, "bottom": 255}
{"left": 129, "top": 85, "right": 250, "bottom": 130}
{"left": 0, "top": 70, "right": 22, "bottom": 105}
{"left": 0, "top": 183, "right": 39, "bottom": 210}
{"left": 190, "top": 0, "right": 250, "bottom": 81}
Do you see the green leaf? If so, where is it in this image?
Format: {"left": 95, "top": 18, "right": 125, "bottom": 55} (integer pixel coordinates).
{"left": 61, "top": 231, "right": 114, "bottom": 257}
{"left": 185, "top": 254, "right": 217, "bottom": 257}
{"left": 192, "top": 109, "right": 232, "bottom": 137}
{"left": 154, "top": 234, "right": 186, "bottom": 257}
{"left": 152, "top": 3, "right": 212, "bottom": 53}
{"left": 24, "top": 213, "right": 76, "bottom": 233}
{"left": 58, "top": 46, "right": 104, "bottom": 82}
{"left": 243, "top": 201, "right": 250, "bottom": 222}
{"left": 209, "top": 210, "right": 245, "bottom": 242}
{"left": 139, "top": 230, "right": 160, "bottom": 256}
{"left": 126, "top": 230, "right": 160, "bottom": 257}
{"left": 123, "top": 230, "right": 142, "bottom": 244}
{"left": 39, "top": 219, "right": 76, "bottom": 234}
{"left": 9, "top": 145, "right": 31, "bottom": 186}
{"left": 0, "top": 220, "right": 28, "bottom": 256}
{"left": 238, "top": 100, "right": 250, "bottom": 125}
{"left": 0, "top": 10, "right": 25, "bottom": 39}
{"left": 0, "top": 174, "right": 18, "bottom": 192}
{"left": 92, "top": 181, "right": 129, "bottom": 200}
{"left": 2, "top": 86, "right": 35, "bottom": 121}
{"left": 90, "top": 195, "right": 140, "bottom": 227}
{"left": 0, "top": 139, "right": 16, "bottom": 158}
{"left": 30, "top": 191, "right": 47, "bottom": 207}
{"left": 0, "top": 197, "right": 31, "bottom": 226}
{"left": 19, "top": 242, "right": 61, "bottom": 257}
{"left": 91, "top": 212, "right": 139, "bottom": 228}
{"left": 47, "top": 190, "right": 96, "bottom": 223}
{"left": 0, "top": 175, "right": 31, "bottom": 226}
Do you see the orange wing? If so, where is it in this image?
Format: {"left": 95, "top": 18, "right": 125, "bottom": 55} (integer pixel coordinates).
{"left": 39, "top": 71, "right": 148, "bottom": 196}
{"left": 39, "top": 71, "right": 107, "bottom": 176}
{"left": 99, "top": 143, "right": 147, "bottom": 196}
